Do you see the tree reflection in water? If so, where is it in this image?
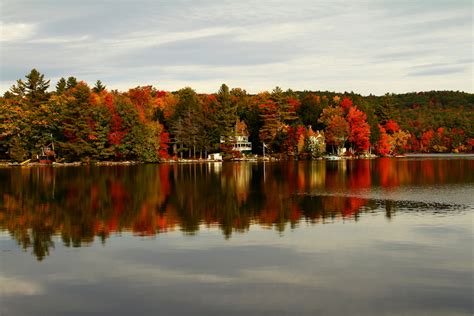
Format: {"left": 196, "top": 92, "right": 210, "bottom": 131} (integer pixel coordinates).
{"left": 0, "top": 158, "right": 471, "bottom": 260}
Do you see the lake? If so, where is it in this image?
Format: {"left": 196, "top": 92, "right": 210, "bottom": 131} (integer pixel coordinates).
{"left": 0, "top": 158, "right": 472, "bottom": 315}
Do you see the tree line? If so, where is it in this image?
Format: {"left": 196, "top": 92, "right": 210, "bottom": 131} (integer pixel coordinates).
{"left": 1, "top": 69, "right": 473, "bottom": 162}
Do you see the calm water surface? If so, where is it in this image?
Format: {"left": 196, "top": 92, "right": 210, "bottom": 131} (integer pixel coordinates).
{"left": 0, "top": 158, "right": 472, "bottom": 315}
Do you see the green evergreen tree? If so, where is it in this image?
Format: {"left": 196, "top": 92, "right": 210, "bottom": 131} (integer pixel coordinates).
{"left": 217, "top": 83, "right": 237, "bottom": 138}
{"left": 230, "top": 87, "right": 249, "bottom": 118}
{"left": 8, "top": 79, "right": 26, "bottom": 98}
{"left": 56, "top": 83, "right": 96, "bottom": 161}
{"left": 66, "top": 76, "right": 78, "bottom": 89}
{"left": 24, "top": 69, "right": 50, "bottom": 104}
{"left": 271, "top": 86, "right": 298, "bottom": 126}
{"left": 297, "top": 93, "right": 324, "bottom": 130}
{"left": 56, "top": 77, "right": 67, "bottom": 94}
{"left": 375, "top": 93, "right": 398, "bottom": 125}
{"left": 93, "top": 80, "right": 106, "bottom": 93}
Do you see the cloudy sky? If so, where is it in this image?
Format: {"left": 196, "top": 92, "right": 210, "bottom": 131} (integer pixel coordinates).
{"left": 0, "top": 0, "right": 472, "bottom": 95}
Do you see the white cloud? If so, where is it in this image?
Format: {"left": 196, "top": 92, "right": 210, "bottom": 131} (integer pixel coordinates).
{"left": 105, "top": 27, "right": 238, "bottom": 50}
{"left": 0, "top": 21, "right": 35, "bottom": 42}
{"left": 28, "top": 35, "right": 90, "bottom": 44}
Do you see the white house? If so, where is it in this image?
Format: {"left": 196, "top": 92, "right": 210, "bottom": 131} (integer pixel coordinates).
{"left": 220, "top": 135, "right": 252, "bottom": 153}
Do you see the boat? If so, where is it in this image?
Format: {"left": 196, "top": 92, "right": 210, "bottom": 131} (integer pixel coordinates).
{"left": 207, "top": 153, "right": 223, "bottom": 162}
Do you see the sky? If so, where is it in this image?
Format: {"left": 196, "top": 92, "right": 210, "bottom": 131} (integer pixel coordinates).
{"left": 0, "top": 0, "right": 472, "bottom": 95}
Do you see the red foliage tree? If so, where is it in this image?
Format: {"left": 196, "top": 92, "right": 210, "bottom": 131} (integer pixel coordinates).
{"left": 326, "top": 115, "right": 349, "bottom": 150}
{"left": 158, "top": 130, "right": 170, "bottom": 158}
{"left": 287, "top": 98, "right": 300, "bottom": 113}
{"left": 421, "top": 129, "right": 435, "bottom": 152}
{"left": 407, "top": 134, "right": 420, "bottom": 152}
{"left": 468, "top": 138, "right": 474, "bottom": 149}
{"left": 376, "top": 125, "right": 391, "bottom": 155}
{"left": 104, "top": 92, "right": 126, "bottom": 147}
{"left": 283, "top": 125, "right": 306, "bottom": 155}
{"left": 384, "top": 120, "right": 400, "bottom": 134}
{"left": 128, "top": 86, "right": 153, "bottom": 123}
{"left": 340, "top": 97, "right": 353, "bottom": 112}
{"left": 347, "top": 106, "right": 371, "bottom": 153}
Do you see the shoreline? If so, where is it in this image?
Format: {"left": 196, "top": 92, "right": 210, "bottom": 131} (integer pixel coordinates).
{"left": 1, "top": 153, "right": 473, "bottom": 167}
{"left": 402, "top": 153, "right": 474, "bottom": 158}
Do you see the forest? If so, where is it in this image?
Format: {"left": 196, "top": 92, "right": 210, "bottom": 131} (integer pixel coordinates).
{"left": 1, "top": 69, "right": 473, "bottom": 162}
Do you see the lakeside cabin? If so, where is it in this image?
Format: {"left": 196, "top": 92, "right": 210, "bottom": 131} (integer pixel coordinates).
{"left": 220, "top": 135, "right": 252, "bottom": 154}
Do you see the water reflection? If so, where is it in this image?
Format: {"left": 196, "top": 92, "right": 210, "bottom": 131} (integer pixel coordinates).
{"left": 0, "top": 158, "right": 472, "bottom": 260}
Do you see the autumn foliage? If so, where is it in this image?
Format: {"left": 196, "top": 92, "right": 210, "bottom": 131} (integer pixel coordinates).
{"left": 347, "top": 106, "right": 370, "bottom": 152}
{"left": 1, "top": 69, "right": 472, "bottom": 163}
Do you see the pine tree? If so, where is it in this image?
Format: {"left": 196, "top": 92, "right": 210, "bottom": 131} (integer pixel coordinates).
{"left": 66, "top": 77, "right": 78, "bottom": 89}
{"left": 230, "top": 87, "right": 249, "bottom": 117}
{"left": 93, "top": 80, "right": 106, "bottom": 93}
{"left": 10, "top": 69, "right": 50, "bottom": 107}
{"left": 375, "top": 93, "right": 398, "bottom": 125}
{"left": 56, "top": 77, "right": 67, "bottom": 94}
{"left": 56, "top": 82, "right": 96, "bottom": 161}
{"left": 24, "top": 69, "right": 50, "bottom": 102}
{"left": 196, "top": 96, "right": 220, "bottom": 157}
{"left": 6, "top": 70, "right": 53, "bottom": 158}
{"left": 9, "top": 79, "right": 26, "bottom": 98}
{"left": 217, "top": 83, "right": 237, "bottom": 138}
{"left": 258, "top": 100, "right": 280, "bottom": 149}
